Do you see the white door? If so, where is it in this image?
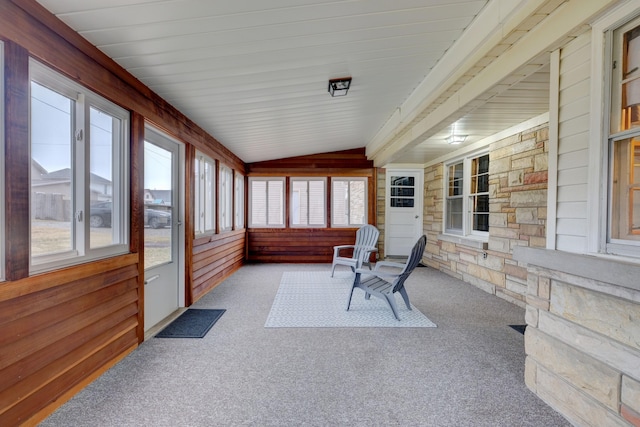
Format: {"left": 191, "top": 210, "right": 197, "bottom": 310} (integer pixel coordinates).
{"left": 143, "top": 127, "right": 184, "bottom": 332}
{"left": 385, "top": 170, "right": 423, "bottom": 256}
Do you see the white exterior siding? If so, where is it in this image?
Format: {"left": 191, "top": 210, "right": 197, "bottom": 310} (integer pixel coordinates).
{"left": 556, "top": 33, "right": 592, "bottom": 253}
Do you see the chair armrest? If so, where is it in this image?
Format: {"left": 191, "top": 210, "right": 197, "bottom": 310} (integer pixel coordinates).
{"left": 333, "top": 244, "right": 355, "bottom": 256}
{"left": 334, "top": 245, "right": 355, "bottom": 250}
{"left": 354, "top": 268, "right": 400, "bottom": 281}
{"left": 373, "top": 260, "right": 405, "bottom": 270}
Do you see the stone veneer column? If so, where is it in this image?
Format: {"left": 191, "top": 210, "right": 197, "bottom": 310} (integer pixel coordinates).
{"left": 515, "top": 247, "right": 640, "bottom": 427}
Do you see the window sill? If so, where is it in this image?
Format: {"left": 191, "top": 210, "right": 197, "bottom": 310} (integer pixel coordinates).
{"left": 437, "top": 233, "right": 488, "bottom": 250}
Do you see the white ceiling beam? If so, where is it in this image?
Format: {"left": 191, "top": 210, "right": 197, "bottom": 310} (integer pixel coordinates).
{"left": 368, "top": 0, "right": 620, "bottom": 167}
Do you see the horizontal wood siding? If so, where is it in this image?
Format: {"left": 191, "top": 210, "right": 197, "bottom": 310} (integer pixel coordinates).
{"left": 0, "top": 255, "right": 139, "bottom": 426}
{"left": 556, "top": 33, "right": 591, "bottom": 253}
{"left": 191, "top": 230, "right": 245, "bottom": 302}
{"left": 247, "top": 228, "right": 361, "bottom": 263}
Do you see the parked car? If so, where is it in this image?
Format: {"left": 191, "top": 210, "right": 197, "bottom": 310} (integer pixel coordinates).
{"left": 89, "top": 201, "right": 112, "bottom": 228}
{"left": 144, "top": 208, "right": 172, "bottom": 229}
{"left": 89, "top": 202, "right": 172, "bottom": 228}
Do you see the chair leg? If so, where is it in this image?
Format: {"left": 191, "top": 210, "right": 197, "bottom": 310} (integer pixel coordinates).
{"left": 398, "top": 287, "right": 412, "bottom": 310}
{"left": 384, "top": 294, "right": 401, "bottom": 320}
{"left": 346, "top": 288, "right": 355, "bottom": 311}
{"left": 331, "top": 263, "right": 337, "bottom": 277}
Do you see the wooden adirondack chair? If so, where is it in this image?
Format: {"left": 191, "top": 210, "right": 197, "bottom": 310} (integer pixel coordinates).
{"left": 346, "top": 235, "right": 427, "bottom": 320}
{"left": 330, "top": 224, "right": 379, "bottom": 277}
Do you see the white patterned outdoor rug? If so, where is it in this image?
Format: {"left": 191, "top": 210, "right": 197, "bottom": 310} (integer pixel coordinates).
{"left": 265, "top": 271, "right": 437, "bottom": 328}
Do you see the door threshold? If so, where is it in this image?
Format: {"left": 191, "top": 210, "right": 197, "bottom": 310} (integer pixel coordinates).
{"left": 144, "top": 308, "right": 187, "bottom": 341}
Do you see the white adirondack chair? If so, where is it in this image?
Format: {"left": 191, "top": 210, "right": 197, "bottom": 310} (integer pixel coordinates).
{"left": 330, "top": 224, "right": 379, "bottom": 277}
{"left": 346, "top": 235, "right": 427, "bottom": 320}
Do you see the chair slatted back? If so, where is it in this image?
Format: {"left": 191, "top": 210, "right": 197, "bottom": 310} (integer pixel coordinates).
{"left": 352, "top": 225, "right": 379, "bottom": 266}
{"left": 392, "top": 235, "right": 427, "bottom": 293}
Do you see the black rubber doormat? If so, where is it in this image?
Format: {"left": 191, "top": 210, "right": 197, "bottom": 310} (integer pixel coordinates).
{"left": 509, "top": 324, "right": 527, "bottom": 335}
{"left": 155, "top": 309, "right": 226, "bottom": 338}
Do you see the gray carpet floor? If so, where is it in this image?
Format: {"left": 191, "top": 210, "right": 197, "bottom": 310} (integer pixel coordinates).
{"left": 40, "top": 264, "right": 571, "bottom": 427}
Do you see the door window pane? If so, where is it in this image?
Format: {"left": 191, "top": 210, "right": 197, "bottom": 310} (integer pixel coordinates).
{"left": 390, "top": 175, "right": 415, "bottom": 208}
{"left": 144, "top": 141, "right": 173, "bottom": 269}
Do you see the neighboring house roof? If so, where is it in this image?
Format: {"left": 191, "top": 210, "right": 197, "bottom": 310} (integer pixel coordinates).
{"left": 145, "top": 189, "right": 172, "bottom": 204}
{"left": 32, "top": 163, "right": 112, "bottom": 185}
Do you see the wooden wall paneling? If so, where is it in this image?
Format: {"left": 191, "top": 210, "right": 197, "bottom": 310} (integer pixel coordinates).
{"left": 246, "top": 228, "right": 358, "bottom": 263}
{"left": 0, "top": 265, "right": 139, "bottom": 426}
{"left": 184, "top": 144, "right": 195, "bottom": 306}
{"left": 3, "top": 39, "right": 29, "bottom": 280}
{"left": 3, "top": 329, "right": 138, "bottom": 426}
{"left": 191, "top": 230, "right": 245, "bottom": 301}
{"left": 369, "top": 168, "right": 377, "bottom": 225}
{"left": 130, "top": 112, "right": 145, "bottom": 342}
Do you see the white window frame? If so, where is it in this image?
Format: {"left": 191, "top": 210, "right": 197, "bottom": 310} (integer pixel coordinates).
{"left": 248, "top": 177, "right": 285, "bottom": 228}
{"left": 443, "top": 151, "right": 490, "bottom": 239}
{"left": 591, "top": 6, "right": 640, "bottom": 258}
{"left": 219, "top": 164, "right": 233, "bottom": 232}
{"left": 29, "top": 59, "right": 130, "bottom": 273}
{"left": 234, "top": 172, "right": 244, "bottom": 229}
{"left": 331, "top": 177, "right": 368, "bottom": 227}
{"left": 290, "top": 177, "right": 326, "bottom": 228}
{"left": 194, "top": 151, "right": 216, "bottom": 236}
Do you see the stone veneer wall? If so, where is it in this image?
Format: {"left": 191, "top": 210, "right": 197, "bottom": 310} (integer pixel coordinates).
{"left": 514, "top": 247, "right": 640, "bottom": 427}
{"left": 422, "top": 124, "right": 549, "bottom": 307}
{"left": 376, "top": 168, "right": 386, "bottom": 259}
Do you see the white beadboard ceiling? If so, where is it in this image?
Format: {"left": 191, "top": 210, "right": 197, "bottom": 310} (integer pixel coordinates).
{"left": 35, "top": 0, "right": 550, "bottom": 165}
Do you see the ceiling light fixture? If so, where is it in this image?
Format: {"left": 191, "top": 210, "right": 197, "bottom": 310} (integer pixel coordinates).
{"left": 446, "top": 121, "right": 467, "bottom": 145}
{"left": 446, "top": 135, "right": 467, "bottom": 145}
{"left": 328, "top": 77, "right": 352, "bottom": 97}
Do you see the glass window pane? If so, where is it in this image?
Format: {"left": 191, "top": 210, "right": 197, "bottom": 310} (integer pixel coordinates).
{"left": 308, "top": 180, "right": 325, "bottom": 225}
{"left": 220, "top": 166, "right": 232, "bottom": 231}
{"left": 291, "top": 180, "right": 306, "bottom": 225}
{"left": 30, "top": 82, "right": 73, "bottom": 257}
{"left": 349, "top": 180, "right": 365, "bottom": 225}
{"left": 89, "top": 107, "right": 119, "bottom": 248}
{"left": 267, "top": 181, "right": 283, "bottom": 225}
{"left": 144, "top": 141, "right": 172, "bottom": 269}
{"left": 235, "top": 174, "right": 244, "bottom": 229}
{"left": 621, "top": 27, "right": 640, "bottom": 131}
{"left": 204, "top": 159, "right": 214, "bottom": 231}
{"left": 391, "top": 176, "right": 414, "bottom": 186}
{"left": 291, "top": 179, "right": 325, "bottom": 226}
{"left": 332, "top": 180, "right": 348, "bottom": 226}
{"left": 446, "top": 198, "right": 463, "bottom": 231}
{"left": 331, "top": 179, "right": 366, "bottom": 226}
{"left": 251, "top": 180, "right": 267, "bottom": 225}
{"left": 448, "top": 163, "right": 463, "bottom": 196}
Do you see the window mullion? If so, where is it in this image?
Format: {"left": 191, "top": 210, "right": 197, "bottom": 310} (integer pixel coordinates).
{"left": 75, "top": 93, "right": 87, "bottom": 256}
